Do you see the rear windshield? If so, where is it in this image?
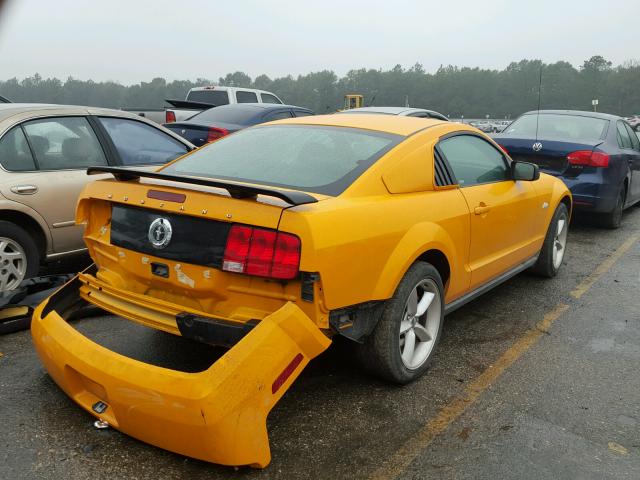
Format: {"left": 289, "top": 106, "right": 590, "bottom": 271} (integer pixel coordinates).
{"left": 189, "top": 106, "right": 261, "bottom": 125}
{"left": 162, "top": 125, "right": 402, "bottom": 195}
{"left": 502, "top": 113, "right": 608, "bottom": 142}
{"left": 186, "top": 90, "right": 230, "bottom": 106}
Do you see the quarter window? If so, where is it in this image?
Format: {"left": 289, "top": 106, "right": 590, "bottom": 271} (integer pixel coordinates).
{"left": 0, "top": 126, "right": 37, "bottom": 171}
{"left": 236, "top": 91, "right": 258, "bottom": 103}
{"left": 98, "top": 117, "right": 189, "bottom": 165}
{"left": 261, "top": 93, "right": 282, "bottom": 104}
{"left": 22, "top": 117, "right": 107, "bottom": 170}
{"left": 438, "top": 135, "right": 509, "bottom": 187}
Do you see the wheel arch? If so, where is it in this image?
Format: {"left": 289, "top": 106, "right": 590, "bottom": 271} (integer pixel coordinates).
{"left": 0, "top": 209, "right": 49, "bottom": 260}
{"left": 371, "top": 221, "right": 461, "bottom": 302}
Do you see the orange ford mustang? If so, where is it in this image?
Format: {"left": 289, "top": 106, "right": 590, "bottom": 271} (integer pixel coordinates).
{"left": 31, "top": 114, "right": 571, "bottom": 467}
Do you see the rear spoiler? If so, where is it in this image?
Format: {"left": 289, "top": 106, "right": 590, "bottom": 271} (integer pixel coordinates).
{"left": 87, "top": 166, "right": 318, "bottom": 206}
{"left": 164, "top": 99, "right": 217, "bottom": 110}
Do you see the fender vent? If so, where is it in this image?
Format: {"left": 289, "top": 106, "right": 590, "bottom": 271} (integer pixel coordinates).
{"left": 434, "top": 151, "right": 456, "bottom": 187}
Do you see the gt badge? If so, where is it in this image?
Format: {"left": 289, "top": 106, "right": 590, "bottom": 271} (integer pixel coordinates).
{"left": 148, "top": 217, "right": 173, "bottom": 249}
{"left": 532, "top": 142, "right": 543, "bottom": 152}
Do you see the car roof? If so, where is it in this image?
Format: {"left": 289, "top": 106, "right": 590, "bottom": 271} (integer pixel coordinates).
{"left": 342, "top": 106, "right": 439, "bottom": 116}
{"left": 269, "top": 113, "right": 448, "bottom": 136}
{"left": 0, "top": 103, "right": 153, "bottom": 121}
{"left": 206, "top": 103, "right": 311, "bottom": 111}
{"left": 521, "top": 109, "right": 621, "bottom": 121}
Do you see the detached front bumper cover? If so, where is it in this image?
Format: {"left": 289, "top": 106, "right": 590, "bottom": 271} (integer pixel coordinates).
{"left": 31, "top": 274, "right": 331, "bottom": 468}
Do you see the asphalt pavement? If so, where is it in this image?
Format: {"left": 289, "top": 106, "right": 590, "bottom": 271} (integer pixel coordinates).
{"left": 1, "top": 206, "right": 639, "bottom": 480}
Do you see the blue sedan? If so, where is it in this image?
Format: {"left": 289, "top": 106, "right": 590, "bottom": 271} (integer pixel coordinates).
{"left": 164, "top": 103, "right": 314, "bottom": 147}
{"left": 494, "top": 110, "right": 640, "bottom": 228}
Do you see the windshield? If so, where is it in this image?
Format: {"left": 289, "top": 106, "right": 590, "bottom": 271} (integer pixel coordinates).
{"left": 190, "top": 106, "right": 261, "bottom": 125}
{"left": 162, "top": 125, "right": 402, "bottom": 195}
{"left": 502, "top": 113, "right": 608, "bottom": 142}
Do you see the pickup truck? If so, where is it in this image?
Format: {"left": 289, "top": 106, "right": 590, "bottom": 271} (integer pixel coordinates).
{"left": 125, "top": 86, "right": 284, "bottom": 124}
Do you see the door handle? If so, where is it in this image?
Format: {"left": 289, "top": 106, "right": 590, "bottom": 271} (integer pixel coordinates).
{"left": 10, "top": 184, "right": 38, "bottom": 195}
{"left": 474, "top": 204, "right": 491, "bottom": 215}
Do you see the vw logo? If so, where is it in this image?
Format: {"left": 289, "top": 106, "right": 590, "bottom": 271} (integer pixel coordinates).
{"left": 181, "top": 129, "right": 186, "bottom": 134}
{"left": 532, "top": 142, "right": 543, "bottom": 152}
{"left": 148, "top": 217, "right": 173, "bottom": 249}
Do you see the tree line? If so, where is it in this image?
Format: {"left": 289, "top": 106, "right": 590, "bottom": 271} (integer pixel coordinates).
{"left": 1, "top": 56, "right": 638, "bottom": 118}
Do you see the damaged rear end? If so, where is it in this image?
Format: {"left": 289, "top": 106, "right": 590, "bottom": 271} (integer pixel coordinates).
{"left": 31, "top": 168, "right": 332, "bottom": 468}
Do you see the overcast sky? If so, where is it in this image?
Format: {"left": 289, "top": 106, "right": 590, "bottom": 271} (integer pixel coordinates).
{"left": 0, "top": 0, "right": 637, "bottom": 84}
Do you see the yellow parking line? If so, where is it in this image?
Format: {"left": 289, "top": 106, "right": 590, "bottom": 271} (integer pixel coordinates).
{"left": 570, "top": 234, "right": 639, "bottom": 299}
{"left": 369, "top": 234, "right": 639, "bottom": 480}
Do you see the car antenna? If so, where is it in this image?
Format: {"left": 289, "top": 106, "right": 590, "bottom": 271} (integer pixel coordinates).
{"left": 535, "top": 64, "right": 543, "bottom": 141}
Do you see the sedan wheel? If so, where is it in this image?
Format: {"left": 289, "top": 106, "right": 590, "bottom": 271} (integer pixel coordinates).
{"left": 0, "top": 221, "right": 40, "bottom": 292}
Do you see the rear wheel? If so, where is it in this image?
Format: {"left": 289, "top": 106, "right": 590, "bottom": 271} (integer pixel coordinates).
{"left": 531, "top": 203, "right": 569, "bottom": 278}
{"left": 356, "top": 262, "right": 444, "bottom": 384}
{"left": 0, "top": 221, "right": 39, "bottom": 291}
{"left": 600, "top": 185, "right": 625, "bottom": 229}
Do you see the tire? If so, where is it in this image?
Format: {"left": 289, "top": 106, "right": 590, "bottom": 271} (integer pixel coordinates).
{"left": 531, "top": 203, "right": 569, "bottom": 278}
{"left": 600, "top": 185, "right": 625, "bottom": 229}
{"left": 356, "top": 262, "right": 444, "bottom": 384}
{"left": 0, "top": 221, "right": 39, "bottom": 292}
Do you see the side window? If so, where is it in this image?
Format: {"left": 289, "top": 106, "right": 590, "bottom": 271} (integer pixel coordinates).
{"left": 98, "top": 117, "right": 189, "bottom": 165}
{"left": 293, "top": 110, "right": 313, "bottom": 117}
{"left": 408, "top": 112, "right": 430, "bottom": 118}
{"left": 22, "top": 117, "right": 107, "bottom": 170}
{"left": 438, "top": 135, "right": 510, "bottom": 187}
{"left": 617, "top": 121, "right": 633, "bottom": 149}
{"left": 0, "top": 126, "right": 37, "bottom": 171}
{"left": 623, "top": 123, "right": 640, "bottom": 151}
{"left": 236, "top": 91, "right": 258, "bottom": 103}
{"left": 265, "top": 111, "right": 293, "bottom": 121}
{"left": 261, "top": 93, "right": 282, "bottom": 104}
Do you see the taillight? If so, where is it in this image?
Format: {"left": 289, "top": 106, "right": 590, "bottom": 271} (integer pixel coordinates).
{"left": 207, "top": 127, "right": 229, "bottom": 143}
{"left": 222, "top": 224, "right": 301, "bottom": 280}
{"left": 165, "top": 110, "right": 176, "bottom": 123}
{"left": 567, "top": 150, "right": 610, "bottom": 167}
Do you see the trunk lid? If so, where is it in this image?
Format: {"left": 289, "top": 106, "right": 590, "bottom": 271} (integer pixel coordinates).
{"left": 494, "top": 136, "right": 604, "bottom": 175}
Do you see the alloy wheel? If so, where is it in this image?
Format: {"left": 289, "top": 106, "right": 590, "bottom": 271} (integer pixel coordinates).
{"left": 399, "top": 279, "right": 442, "bottom": 369}
{"left": 0, "top": 237, "right": 27, "bottom": 291}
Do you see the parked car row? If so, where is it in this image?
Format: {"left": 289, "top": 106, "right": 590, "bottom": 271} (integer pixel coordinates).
{"left": 2, "top": 95, "right": 638, "bottom": 468}
{"left": 31, "top": 113, "right": 571, "bottom": 468}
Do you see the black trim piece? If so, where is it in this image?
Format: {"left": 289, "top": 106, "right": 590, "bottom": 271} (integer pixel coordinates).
{"left": 164, "top": 99, "right": 217, "bottom": 109}
{"left": 329, "top": 301, "right": 385, "bottom": 343}
{"left": 40, "top": 264, "right": 97, "bottom": 318}
{"left": 176, "top": 312, "right": 259, "bottom": 347}
{"left": 444, "top": 255, "right": 538, "bottom": 315}
{"left": 86, "top": 115, "right": 121, "bottom": 166}
{"left": 434, "top": 149, "right": 456, "bottom": 186}
{"left": 301, "top": 272, "right": 319, "bottom": 302}
{"left": 87, "top": 166, "right": 319, "bottom": 206}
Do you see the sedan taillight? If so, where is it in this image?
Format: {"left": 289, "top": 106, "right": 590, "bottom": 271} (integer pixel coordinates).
{"left": 222, "top": 224, "right": 301, "bottom": 280}
{"left": 207, "top": 127, "right": 229, "bottom": 143}
{"left": 567, "top": 150, "right": 610, "bottom": 167}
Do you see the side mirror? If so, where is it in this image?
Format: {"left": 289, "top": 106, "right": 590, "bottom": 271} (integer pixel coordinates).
{"left": 512, "top": 161, "right": 540, "bottom": 181}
